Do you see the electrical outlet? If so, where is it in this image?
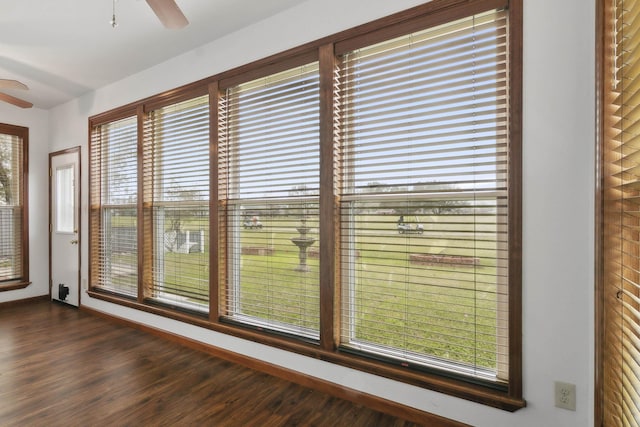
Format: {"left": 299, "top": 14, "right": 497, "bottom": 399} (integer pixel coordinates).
{"left": 554, "top": 381, "right": 576, "bottom": 411}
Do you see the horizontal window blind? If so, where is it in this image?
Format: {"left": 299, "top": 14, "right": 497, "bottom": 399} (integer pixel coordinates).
{"left": 90, "top": 116, "right": 138, "bottom": 297}
{"left": 86, "top": 0, "right": 523, "bottom": 406}
{"left": 220, "top": 63, "right": 321, "bottom": 338}
{"left": 603, "top": 0, "right": 640, "bottom": 424}
{"left": 0, "top": 131, "right": 25, "bottom": 283}
{"left": 339, "top": 9, "right": 509, "bottom": 382}
{"left": 144, "top": 95, "right": 210, "bottom": 312}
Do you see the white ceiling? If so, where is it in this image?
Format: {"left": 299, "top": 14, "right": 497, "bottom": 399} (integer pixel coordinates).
{"left": 0, "top": 0, "right": 307, "bottom": 109}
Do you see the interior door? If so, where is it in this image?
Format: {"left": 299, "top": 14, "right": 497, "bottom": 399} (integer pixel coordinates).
{"left": 50, "top": 148, "right": 80, "bottom": 306}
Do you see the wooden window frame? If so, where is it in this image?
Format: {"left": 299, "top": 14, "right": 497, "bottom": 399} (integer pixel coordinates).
{"left": 219, "top": 61, "right": 322, "bottom": 339}
{"left": 88, "top": 110, "right": 140, "bottom": 299}
{"left": 88, "top": 0, "right": 523, "bottom": 411}
{"left": 0, "top": 123, "right": 29, "bottom": 291}
{"left": 142, "top": 95, "right": 211, "bottom": 313}
{"left": 337, "top": 7, "right": 511, "bottom": 390}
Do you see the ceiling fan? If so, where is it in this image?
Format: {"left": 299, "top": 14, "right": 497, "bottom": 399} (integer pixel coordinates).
{"left": 146, "top": 0, "right": 189, "bottom": 29}
{"left": 111, "top": 0, "right": 189, "bottom": 30}
{"left": 0, "top": 80, "right": 33, "bottom": 109}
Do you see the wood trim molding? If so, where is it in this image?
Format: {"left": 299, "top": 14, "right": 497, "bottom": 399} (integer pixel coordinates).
{"left": 334, "top": 0, "right": 507, "bottom": 55}
{"left": 0, "top": 281, "right": 32, "bottom": 292}
{"left": 89, "top": 105, "right": 138, "bottom": 128}
{"left": 218, "top": 51, "right": 319, "bottom": 90}
{"left": 0, "top": 281, "right": 31, "bottom": 292}
{"left": 0, "top": 294, "right": 48, "bottom": 308}
{"left": 80, "top": 304, "right": 471, "bottom": 427}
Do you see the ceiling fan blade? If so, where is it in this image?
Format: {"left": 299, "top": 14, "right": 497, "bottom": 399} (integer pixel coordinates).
{"left": 0, "top": 79, "right": 29, "bottom": 91}
{"left": 0, "top": 92, "right": 33, "bottom": 109}
{"left": 145, "top": 0, "right": 189, "bottom": 29}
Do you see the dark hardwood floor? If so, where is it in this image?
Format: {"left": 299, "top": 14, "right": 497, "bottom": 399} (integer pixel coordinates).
{"left": 0, "top": 300, "right": 426, "bottom": 426}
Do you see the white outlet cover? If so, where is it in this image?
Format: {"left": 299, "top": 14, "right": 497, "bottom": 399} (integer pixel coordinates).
{"left": 554, "top": 381, "right": 576, "bottom": 411}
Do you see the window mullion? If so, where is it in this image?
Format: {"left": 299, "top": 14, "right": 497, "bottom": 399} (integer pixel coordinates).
{"left": 319, "top": 43, "right": 339, "bottom": 351}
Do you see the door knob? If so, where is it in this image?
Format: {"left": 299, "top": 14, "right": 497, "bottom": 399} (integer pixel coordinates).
{"left": 70, "top": 239, "right": 78, "bottom": 244}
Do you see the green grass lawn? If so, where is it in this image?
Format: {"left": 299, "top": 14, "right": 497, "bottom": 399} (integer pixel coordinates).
{"left": 107, "top": 213, "right": 502, "bottom": 371}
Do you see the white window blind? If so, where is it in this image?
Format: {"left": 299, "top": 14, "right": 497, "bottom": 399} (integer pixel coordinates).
{"left": 220, "top": 63, "right": 321, "bottom": 338}
{"left": 0, "top": 130, "right": 26, "bottom": 283}
{"left": 90, "top": 116, "right": 138, "bottom": 297}
{"left": 339, "top": 9, "right": 509, "bottom": 383}
{"left": 143, "top": 95, "right": 210, "bottom": 312}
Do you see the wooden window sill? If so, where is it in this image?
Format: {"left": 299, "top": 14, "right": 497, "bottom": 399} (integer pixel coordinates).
{"left": 0, "top": 280, "right": 31, "bottom": 292}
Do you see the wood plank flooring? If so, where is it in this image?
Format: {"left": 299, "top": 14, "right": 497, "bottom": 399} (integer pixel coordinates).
{"left": 0, "top": 300, "right": 424, "bottom": 426}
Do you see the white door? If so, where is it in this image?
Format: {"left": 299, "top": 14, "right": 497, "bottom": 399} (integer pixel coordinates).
{"left": 50, "top": 148, "right": 80, "bottom": 306}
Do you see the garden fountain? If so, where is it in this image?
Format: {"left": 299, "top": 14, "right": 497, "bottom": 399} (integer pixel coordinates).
{"left": 291, "top": 215, "right": 315, "bottom": 272}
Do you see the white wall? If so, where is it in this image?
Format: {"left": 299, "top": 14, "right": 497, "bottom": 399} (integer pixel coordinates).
{"left": 46, "top": 0, "right": 597, "bottom": 425}
{"left": 0, "top": 104, "right": 49, "bottom": 304}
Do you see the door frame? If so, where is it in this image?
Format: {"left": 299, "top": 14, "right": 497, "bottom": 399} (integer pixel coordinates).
{"left": 49, "top": 146, "right": 81, "bottom": 305}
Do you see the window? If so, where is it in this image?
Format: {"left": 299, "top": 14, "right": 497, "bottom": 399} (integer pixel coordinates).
{"left": 338, "top": 9, "right": 510, "bottom": 387}
{"left": 90, "top": 115, "right": 138, "bottom": 297}
{"left": 219, "top": 63, "right": 321, "bottom": 338}
{"left": 90, "top": 95, "right": 210, "bottom": 311}
{"left": 143, "top": 95, "right": 210, "bottom": 312}
{"left": 598, "top": 0, "right": 640, "bottom": 424}
{"left": 88, "top": 0, "right": 522, "bottom": 409}
{"left": 0, "top": 123, "right": 28, "bottom": 290}
{"left": 55, "top": 165, "right": 75, "bottom": 233}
